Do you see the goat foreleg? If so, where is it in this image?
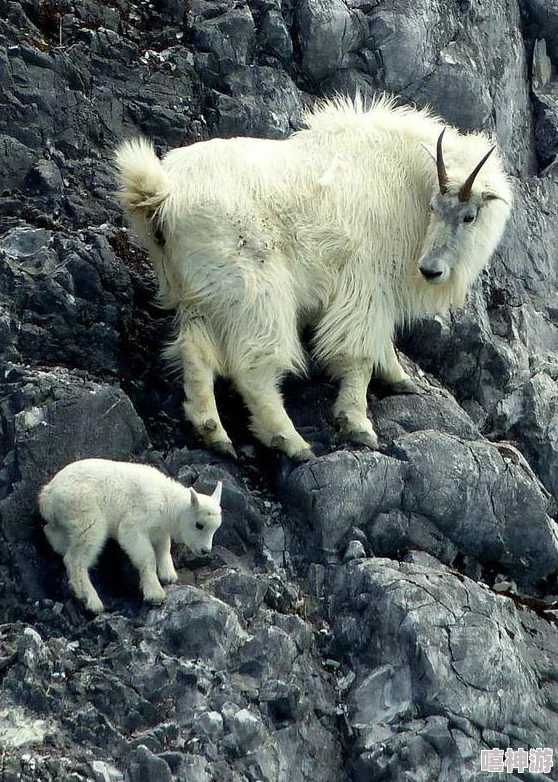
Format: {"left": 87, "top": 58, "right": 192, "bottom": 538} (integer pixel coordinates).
{"left": 328, "top": 358, "right": 378, "bottom": 449}
{"left": 118, "top": 525, "right": 166, "bottom": 604}
{"left": 377, "top": 343, "right": 420, "bottom": 394}
{"left": 234, "top": 366, "right": 314, "bottom": 462}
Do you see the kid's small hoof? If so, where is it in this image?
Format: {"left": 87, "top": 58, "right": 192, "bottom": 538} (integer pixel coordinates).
{"left": 211, "top": 440, "right": 238, "bottom": 460}
{"left": 291, "top": 448, "right": 316, "bottom": 463}
{"left": 86, "top": 597, "right": 105, "bottom": 615}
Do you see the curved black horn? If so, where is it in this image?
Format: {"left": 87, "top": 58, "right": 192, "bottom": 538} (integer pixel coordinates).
{"left": 436, "top": 128, "right": 449, "bottom": 195}
{"left": 458, "top": 146, "right": 495, "bottom": 203}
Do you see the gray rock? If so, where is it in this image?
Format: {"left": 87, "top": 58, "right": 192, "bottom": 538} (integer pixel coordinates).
{"left": 532, "top": 84, "right": 558, "bottom": 169}
{"left": 0, "top": 227, "right": 135, "bottom": 374}
{"left": 366, "top": 509, "right": 460, "bottom": 565}
{"left": 372, "top": 377, "right": 480, "bottom": 443}
{"left": 17, "top": 627, "right": 50, "bottom": 675}
{"left": 195, "top": 710, "right": 224, "bottom": 741}
{"left": 230, "top": 707, "right": 266, "bottom": 753}
{"left": 281, "top": 425, "right": 558, "bottom": 584}
{"left": 190, "top": 1, "right": 255, "bottom": 78}
{"left": 209, "top": 571, "right": 270, "bottom": 619}
{"left": 26, "top": 157, "right": 64, "bottom": 195}
{"left": 331, "top": 557, "right": 558, "bottom": 780}
{"left": 260, "top": 10, "right": 293, "bottom": 64}
{"left": 503, "top": 372, "right": 558, "bottom": 498}
{"left": 296, "top": 0, "right": 367, "bottom": 84}
{"left": 343, "top": 539, "right": 367, "bottom": 562}
{"left": 521, "top": 0, "right": 558, "bottom": 62}
{"left": 367, "top": 0, "right": 452, "bottom": 94}
{"left": 217, "top": 66, "right": 303, "bottom": 138}
{"left": 146, "top": 586, "right": 245, "bottom": 665}
{"left": 0, "top": 134, "right": 37, "bottom": 190}
{"left": 177, "top": 755, "right": 210, "bottom": 782}
{"left": 128, "top": 745, "right": 173, "bottom": 782}
{"left": 396, "top": 430, "right": 558, "bottom": 584}
{"left": 89, "top": 760, "right": 124, "bottom": 782}
{"left": 532, "top": 38, "right": 552, "bottom": 89}
{"left": 280, "top": 449, "right": 404, "bottom": 556}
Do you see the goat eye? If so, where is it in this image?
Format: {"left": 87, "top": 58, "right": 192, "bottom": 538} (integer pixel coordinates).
{"left": 463, "top": 214, "right": 476, "bottom": 223}
{"left": 196, "top": 522, "right": 204, "bottom": 530}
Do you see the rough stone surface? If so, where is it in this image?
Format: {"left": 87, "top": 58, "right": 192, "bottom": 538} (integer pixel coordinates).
{"left": 1, "top": 1, "right": 558, "bottom": 780}
{"left": 331, "top": 556, "right": 558, "bottom": 780}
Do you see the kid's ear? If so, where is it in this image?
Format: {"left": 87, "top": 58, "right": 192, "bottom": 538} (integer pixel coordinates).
{"left": 190, "top": 487, "right": 200, "bottom": 508}
{"left": 212, "top": 481, "right": 223, "bottom": 504}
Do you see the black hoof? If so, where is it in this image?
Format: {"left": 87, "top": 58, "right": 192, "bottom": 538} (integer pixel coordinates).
{"left": 341, "top": 430, "right": 378, "bottom": 450}
{"left": 211, "top": 440, "right": 238, "bottom": 460}
{"left": 291, "top": 448, "right": 316, "bottom": 463}
{"left": 385, "top": 378, "right": 421, "bottom": 395}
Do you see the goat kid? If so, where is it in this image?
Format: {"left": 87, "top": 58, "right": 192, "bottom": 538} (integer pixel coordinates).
{"left": 39, "top": 458, "right": 222, "bottom": 613}
{"left": 115, "top": 94, "right": 512, "bottom": 461}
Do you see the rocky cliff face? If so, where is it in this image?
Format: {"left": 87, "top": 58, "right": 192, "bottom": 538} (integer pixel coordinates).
{"left": 2, "top": 1, "right": 558, "bottom": 780}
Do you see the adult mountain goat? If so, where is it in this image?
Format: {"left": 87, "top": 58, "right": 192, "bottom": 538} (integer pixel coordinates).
{"left": 115, "top": 94, "right": 512, "bottom": 461}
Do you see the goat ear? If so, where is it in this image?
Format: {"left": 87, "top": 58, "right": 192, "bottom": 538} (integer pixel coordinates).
{"left": 212, "top": 481, "right": 223, "bottom": 504}
{"left": 190, "top": 487, "right": 200, "bottom": 508}
{"left": 482, "top": 191, "right": 509, "bottom": 205}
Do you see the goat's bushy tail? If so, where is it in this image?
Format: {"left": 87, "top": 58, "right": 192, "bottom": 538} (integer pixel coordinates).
{"left": 114, "top": 138, "right": 169, "bottom": 214}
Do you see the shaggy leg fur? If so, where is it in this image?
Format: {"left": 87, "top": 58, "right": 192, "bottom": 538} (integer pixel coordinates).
{"left": 212, "top": 264, "right": 308, "bottom": 460}
{"left": 329, "top": 358, "right": 379, "bottom": 450}
{"left": 154, "top": 535, "right": 178, "bottom": 584}
{"left": 234, "top": 367, "right": 314, "bottom": 461}
{"left": 173, "top": 322, "right": 237, "bottom": 458}
{"left": 118, "top": 527, "right": 166, "bottom": 604}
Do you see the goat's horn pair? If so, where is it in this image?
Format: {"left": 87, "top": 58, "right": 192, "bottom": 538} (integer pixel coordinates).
{"left": 436, "top": 129, "right": 496, "bottom": 202}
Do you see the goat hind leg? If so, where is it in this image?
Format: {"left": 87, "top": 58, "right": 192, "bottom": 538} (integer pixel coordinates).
{"left": 63, "top": 538, "right": 105, "bottom": 614}
{"left": 174, "top": 323, "right": 236, "bottom": 458}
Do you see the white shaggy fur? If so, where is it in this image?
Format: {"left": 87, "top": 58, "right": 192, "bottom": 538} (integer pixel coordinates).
{"left": 114, "top": 94, "right": 512, "bottom": 460}
{"left": 39, "top": 459, "right": 223, "bottom": 614}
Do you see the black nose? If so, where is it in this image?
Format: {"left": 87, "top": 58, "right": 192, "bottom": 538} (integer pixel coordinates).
{"left": 420, "top": 268, "right": 443, "bottom": 280}
{"left": 200, "top": 548, "right": 210, "bottom": 556}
